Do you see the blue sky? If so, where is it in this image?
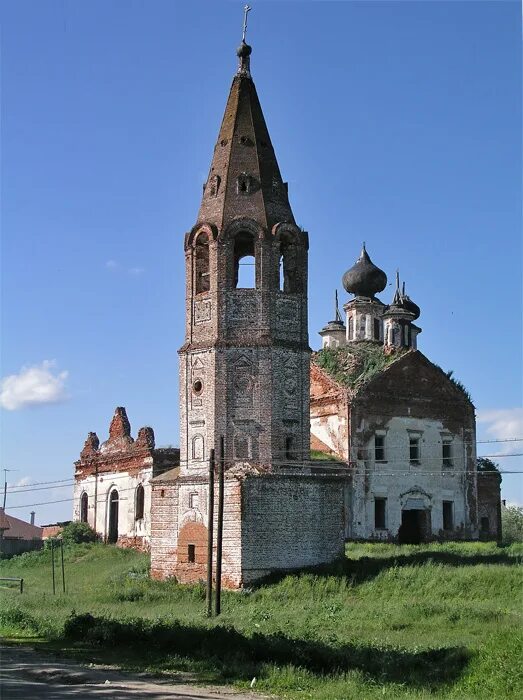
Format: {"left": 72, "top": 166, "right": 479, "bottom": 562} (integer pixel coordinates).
{"left": 1, "top": 0, "right": 521, "bottom": 524}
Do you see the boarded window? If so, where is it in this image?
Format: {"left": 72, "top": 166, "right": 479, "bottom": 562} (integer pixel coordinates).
{"left": 348, "top": 317, "right": 353, "bottom": 340}
{"left": 374, "top": 498, "right": 386, "bottom": 529}
{"left": 409, "top": 437, "right": 420, "bottom": 463}
{"left": 375, "top": 434, "right": 385, "bottom": 462}
{"left": 135, "top": 484, "right": 145, "bottom": 520}
{"left": 188, "top": 544, "right": 196, "bottom": 563}
{"left": 80, "top": 492, "right": 88, "bottom": 523}
{"left": 194, "top": 233, "right": 210, "bottom": 294}
{"left": 443, "top": 501, "right": 453, "bottom": 530}
{"left": 442, "top": 441, "right": 453, "bottom": 468}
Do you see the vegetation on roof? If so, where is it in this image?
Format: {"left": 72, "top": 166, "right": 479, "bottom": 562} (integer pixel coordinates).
{"left": 313, "top": 343, "right": 408, "bottom": 392}
{"left": 310, "top": 449, "right": 341, "bottom": 462}
{"left": 433, "top": 366, "right": 472, "bottom": 403}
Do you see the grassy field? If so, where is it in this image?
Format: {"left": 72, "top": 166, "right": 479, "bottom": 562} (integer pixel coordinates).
{"left": 1, "top": 541, "right": 522, "bottom": 699}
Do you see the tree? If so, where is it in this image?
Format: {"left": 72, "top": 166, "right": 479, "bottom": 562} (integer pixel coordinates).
{"left": 477, "top": 457, "right": 501, "bottom": 473}
{"left": 501, "top": 505, "right": 523, "bottom": 544}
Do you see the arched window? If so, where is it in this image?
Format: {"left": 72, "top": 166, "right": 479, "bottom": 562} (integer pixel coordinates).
{"left": 135, "top": 484, "right": 145, "bottom": 521}
{"left": 194, "top": 233, "right": 210, "bottom": 294}
{"left": 234, "top": 232, "right": 256, "bottom": 288}
{"left": 80, "top": 492, "right": 88, "bottom": 523}
{"left": 108, "top": 489, "right": 119, "bottom": 544}
{"left": 279, "top": 240, "right": 298, "bottom": 293}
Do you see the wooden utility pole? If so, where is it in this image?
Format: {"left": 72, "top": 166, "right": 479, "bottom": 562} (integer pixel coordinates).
{"left": 215, "top": 436, "right": 225, "bottom": 616}
{"left": 51, "top": 540, "right": 56, "bottom": 595}
{"left": 60, "top": 539, "right": 66, "bottom": 593}
{"left": 206, "top": 449, "right": 215, "bottom": 617}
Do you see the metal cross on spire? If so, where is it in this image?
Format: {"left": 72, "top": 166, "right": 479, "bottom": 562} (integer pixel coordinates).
{"left": 335, "top": 290, "right": 343, "bottom": 323}
{"left": 242, "top": 5, "right": 252, "bottom": 42}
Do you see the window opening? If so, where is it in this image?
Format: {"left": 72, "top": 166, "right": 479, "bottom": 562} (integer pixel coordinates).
{"left": 80, "top": 492, "right": 88, "bottom": 523}
{"left": 442, "top": 441, "right": 453, "bottom": 468}
{"left": 348, "top": 317, "right": 353, "bottom": 340}
{"left": 285, "top": 436, "right": 295, "bottom": 460}
{"left": 443, "top": 501, "right": 453, "bottom": 530}
{"left": 108, "top": 490, "right": 119, "bottom": 544}
{"left": 135, "top": 484, "right": 145, "bottom": 521}
{"left": 194, "top": 233, "right": 210, "bottom": 294}
{"left": 188, "top": 544, "right": 196, "bottom": 563}
{"left": 374, "top": 318, "right": 380, "bottom": 340}
{"left": 409, "top": 437, "right": 420, "bottom": 464}
{"left": 480, "top": 516, "right": 490, "bottom": 533}
{"left": 234, "top": 232, "right": 256, "bottom": 288}
{"left": 374, "top": 435, "right": 385, "bottom": 462}
{"left": 189, "top": 492, "right": 199, "bottom": 509}
{"left": 374, "top": 498, "right": 386, "bottom": 529}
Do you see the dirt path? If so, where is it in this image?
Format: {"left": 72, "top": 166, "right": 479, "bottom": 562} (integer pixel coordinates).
{"left": 0, "top": 644, "right": 265, "bottom": 700}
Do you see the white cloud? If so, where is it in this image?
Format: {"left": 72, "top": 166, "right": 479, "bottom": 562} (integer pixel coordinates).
{"left": 105, "top": 260, "right": 118, "bottom": 269}
{"left": 0, "top": 361, "right": 69, "bottom": 411}
{"left": 128, "top": 266, "right": 144, "bottom": 275}
{"left": 477, "top": 408, "right": 523, "bottom": 456}
{"left": 14, "top": 477, "right": 32, "bottom": 487}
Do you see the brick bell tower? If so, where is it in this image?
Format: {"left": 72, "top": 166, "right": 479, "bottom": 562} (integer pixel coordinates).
{"left": 179, "top": 38, "right": 310, "bottom": 474}
{"left": 151, "top": 24, "right": 347, "bottom": 588}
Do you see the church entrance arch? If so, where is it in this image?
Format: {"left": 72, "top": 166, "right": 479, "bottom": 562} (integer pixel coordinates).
{"left": 108, "top": 489, "right": 119, "bottom": 544}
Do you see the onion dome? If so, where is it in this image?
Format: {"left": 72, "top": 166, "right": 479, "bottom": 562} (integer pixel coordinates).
{"left": 400, "top": 282, "right": 420, "bottom": 320}
{"left": 342, "top": 244, "right": 387, "bottom": 297}
{"left": 237, "top": 41, "right": 252, "bottom": 58}
{"left": 388, "top": 275, "right": 420, "bottom": 319}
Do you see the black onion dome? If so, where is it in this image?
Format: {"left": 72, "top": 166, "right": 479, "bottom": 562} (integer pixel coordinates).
{"left": 237, "top": 41, "right": 252, "bottom": 58}
{"left": 342, "top": 245, "right": 387, "bottom": 297}
{"left": 401, "top": 294, "right": 420, "bottom": 320}
{"left": 389, "top": 279, "right": 420, "bottom": 320}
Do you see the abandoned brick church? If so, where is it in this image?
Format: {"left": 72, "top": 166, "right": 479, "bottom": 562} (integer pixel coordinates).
{"left": 73, "top": 34, "right": 501, "bottom": 585}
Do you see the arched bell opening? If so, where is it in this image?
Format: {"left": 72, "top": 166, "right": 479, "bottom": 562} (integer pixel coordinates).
{"left": 234, "top": 231, "right": 256, "bottom": 288}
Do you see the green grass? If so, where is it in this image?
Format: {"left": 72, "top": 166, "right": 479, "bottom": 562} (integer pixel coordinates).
{"left": 1, "top": 541, "right": 522, "bottom": 699}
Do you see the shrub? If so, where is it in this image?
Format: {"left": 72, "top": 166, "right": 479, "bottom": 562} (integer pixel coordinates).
{"left": 61, "top": 521, "right": 97, "bottom": 545}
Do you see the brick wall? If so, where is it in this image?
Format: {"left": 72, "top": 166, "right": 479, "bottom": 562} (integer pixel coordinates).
{"left": 477, "top": 471, "right": 502, "bottom": 541}
{"left": 241, "top": 474, "right": 347, "bottom": 584}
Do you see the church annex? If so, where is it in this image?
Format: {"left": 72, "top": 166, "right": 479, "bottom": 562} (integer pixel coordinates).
{"left": 311, "top": 247, "right": 499, "bottom": 543}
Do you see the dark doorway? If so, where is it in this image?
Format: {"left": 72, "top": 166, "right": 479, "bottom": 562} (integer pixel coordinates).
{"left": 108, "top": 490, "right": 119, "bottom": 544}
{"left": 398, "top": 509, "right": 427, "bottom": 544}
{"left": 80, "top": 492, "right": 88, "bottom": 523}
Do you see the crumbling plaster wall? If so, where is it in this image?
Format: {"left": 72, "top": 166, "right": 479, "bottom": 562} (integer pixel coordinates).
{"left": 350, "top": 414, "right": 471, "bottom": 540}
{"left": 73, "top": 465, "right": 152, "bottom": 546}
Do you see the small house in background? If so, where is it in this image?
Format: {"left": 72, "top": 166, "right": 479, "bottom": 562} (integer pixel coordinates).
{"left": 41, "top": 521, "right": 71, "bottom": 540}
{"left": 73, "top": 407, "right": 179, "bottom": 550}
{"left": 0, "top": 508, "right": 43, "bottom": 557}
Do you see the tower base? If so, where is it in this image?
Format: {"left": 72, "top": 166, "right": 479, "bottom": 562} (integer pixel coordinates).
{"left": 150, "top": 466, "right": 348, "bottom": 588}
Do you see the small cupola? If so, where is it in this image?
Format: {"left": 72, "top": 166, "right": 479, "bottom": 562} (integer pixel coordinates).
{"left": 342, "top": 244, "right": 387, "bottom": 343}
{"left": 319, "top": 291, "right": 346, "bottom": 348}
{"left": 383, "top": 273, "right": 422, "bottom": 349}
